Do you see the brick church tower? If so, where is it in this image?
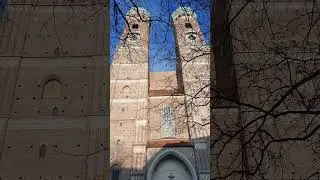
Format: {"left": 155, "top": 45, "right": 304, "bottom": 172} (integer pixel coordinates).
{"left": 110, "top": 7, "right": 150, "bottom": 180}
{"left": 172, "top": 7, "right": 210, "bottom": 180}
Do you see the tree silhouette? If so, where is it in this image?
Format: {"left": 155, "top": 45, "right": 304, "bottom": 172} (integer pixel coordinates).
{"left": 211, "top": 0, "right": 320, "bottom": 179}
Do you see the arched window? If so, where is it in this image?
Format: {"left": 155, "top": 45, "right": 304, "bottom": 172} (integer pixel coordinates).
{"left": 185, "top": 23, "right": 192, "bottom": 29}
{"left": 42, "top": 79, "right": 62, "bottom": 99}
{"left": 39, "top": 144, "right": 47, "bottom": 158}
{"left": 111, "top": 164, "right": 121, "bottom": 180}
{"left": 161, "top": 105, "right": 175, "bottom": 137}
{"left": 122, "top": 85, "right": 130, "bottom": 98}
{"left": 132, "top": 23, "right": 139, "bottom": 29}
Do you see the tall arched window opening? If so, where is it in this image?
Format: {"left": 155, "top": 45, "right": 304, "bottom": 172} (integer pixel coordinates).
{"left": 161, "top": 105, "right": 175, "bottom": 137}
{"left": 122, "top": 85, "right": 130, "bottom": 98}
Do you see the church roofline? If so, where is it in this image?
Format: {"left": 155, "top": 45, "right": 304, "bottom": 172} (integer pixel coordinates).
{"left": 126, "top": 7, "right": 151, "bottom": 20}
{"left": 172, "top": 6, "right": 197, "bottom": 20}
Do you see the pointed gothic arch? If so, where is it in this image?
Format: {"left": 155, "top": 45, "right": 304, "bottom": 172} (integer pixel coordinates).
{"left": 111, "top": 163, "right": 121, "bottom": 180}
{"left": 147, "top": 149, "right": 198, "bottom": 180}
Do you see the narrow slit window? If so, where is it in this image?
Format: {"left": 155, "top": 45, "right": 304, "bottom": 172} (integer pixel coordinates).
{"left": 52, "top": 106, "right": 58, "bottom": 116}
{"left": 39, "top": 144, "right": 47, "bottom": 158}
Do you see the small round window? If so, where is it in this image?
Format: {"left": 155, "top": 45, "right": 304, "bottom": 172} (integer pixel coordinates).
{"left": 129, "top": 34, "right": 137, "bottom": 41}
{"left": 127, "top": 33, "right": 140, "bottom": 42}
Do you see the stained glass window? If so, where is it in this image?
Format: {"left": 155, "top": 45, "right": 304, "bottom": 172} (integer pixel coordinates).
{"left": 162, "top": 105, "right": 175, "bottom": 137}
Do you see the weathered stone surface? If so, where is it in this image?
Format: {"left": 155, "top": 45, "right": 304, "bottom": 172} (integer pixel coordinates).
{"left": 0, "top": 1, "right": 109, "bottom": 180}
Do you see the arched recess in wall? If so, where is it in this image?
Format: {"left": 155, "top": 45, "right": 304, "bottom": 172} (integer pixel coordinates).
{"left": 147, "top": 149, "right": 197, "bottom": 180}
{"left": 111, "top": 163, "right": 121, "bottom": 180}
{"left": 41, "top": 76, "right": 63, "bottom": 99}
{"left": 122, "top": 85, "right": 130, "bottom": 98}
{"left": 39, "top": 144, "right": 47, "bottom": 158}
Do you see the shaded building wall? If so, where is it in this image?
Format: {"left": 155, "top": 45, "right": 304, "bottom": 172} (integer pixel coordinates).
{"left": 212, "top": 1, "right": 320, "bottom": 179}
{"left": 0, "top": 1, "right": 109, "bottom": 179}
{"left": 231, "top": 1, "right": 320, "bottom": 179}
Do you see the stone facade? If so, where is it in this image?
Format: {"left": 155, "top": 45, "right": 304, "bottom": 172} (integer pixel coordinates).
{"left": 0, "top": 1, "right": 109, "bottom": 180}
{"left": 211, "top": 1, "right": 320, "bottom": 179}
{"left": 110, "top": 7, "right": 210, "bottom": 180}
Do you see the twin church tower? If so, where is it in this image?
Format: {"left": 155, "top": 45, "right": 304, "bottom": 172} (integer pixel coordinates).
{"left": 110, "top": 7, "right": 210, "bottom": 180}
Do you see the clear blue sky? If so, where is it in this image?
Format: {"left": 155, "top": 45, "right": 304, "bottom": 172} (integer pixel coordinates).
{"left": 110, "top": 0, "right": 211, "bottom": 72}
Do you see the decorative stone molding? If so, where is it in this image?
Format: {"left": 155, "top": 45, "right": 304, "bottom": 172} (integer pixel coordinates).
{"left": 133, "top": 145, "right": 146, "bottom": 153}
{"left": 135, "top": 119, "right": 147, "bottom": 126}
{"left": 111, "top": 98, "right": 148, "bottom": 103}
{"left": 172, "top": 7, "right": 197, "bottom": 20}
{"left": 126, "top": 7, "right": 151, "bottom": 20}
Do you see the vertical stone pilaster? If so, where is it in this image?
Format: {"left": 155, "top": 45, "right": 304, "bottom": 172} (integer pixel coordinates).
{"left": 86, "top": 116, "right": 109, "bottom": 180}
{"left": 0, "top": 57, "right": 21, "bottom": 117}
{"left": 131, "top": 118, "right": 147, "bottom": 179}
{"left": 0, "top": 118, "right": 8, "bottom": 160}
